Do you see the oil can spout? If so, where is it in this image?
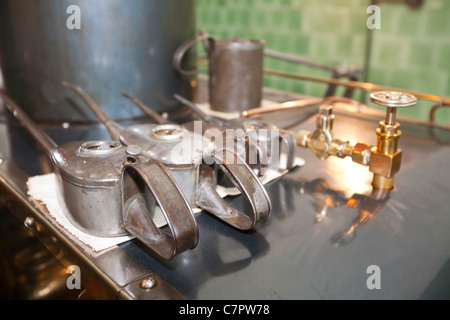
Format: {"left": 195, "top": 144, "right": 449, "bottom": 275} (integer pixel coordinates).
{"left": 121, "top": 92, "right": 171, "bottom": 125}
{"left": 0, "top": 89, "right": 57, "bottom": 157}
{"left": 62, "top": 82, "right": 124, "bottom": 141}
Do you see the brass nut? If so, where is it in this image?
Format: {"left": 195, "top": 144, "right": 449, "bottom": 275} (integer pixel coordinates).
{"left": 369, "top": 148, "right": 402, "bottom": 178}
{"left": 296, "top": 130, "right": 309, "bottom": 148}
{"left": 351, "top": 143, "right": 371, "bottom": 166}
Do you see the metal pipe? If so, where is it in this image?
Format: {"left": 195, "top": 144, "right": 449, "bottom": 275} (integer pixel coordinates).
{"left": 263, "top": 69, "right": 450, "bottom": 104}
{"left": 174, "top": 94, "right": 224, "bottom": 127}
{"left": 263, "top": 48, "right": 335, "bottom": 72}
{"left": 385, "top": 107, "right": 397, "bottom": 125}
{"left": 0, "top": 89, "right": 56, "bottom": 157}
{"left": 62, "top": 82, "right": 123, "bottom": 141}
{"left": 121, "top": 93, "right": 170, "bottom": 125}
{"left": 429, "top": 101, "right": 450, "bottom": 124}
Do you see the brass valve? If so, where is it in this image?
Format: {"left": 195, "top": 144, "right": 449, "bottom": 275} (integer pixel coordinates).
{"left": 368, "top": 91, "right": 417, "bottom": 190}
{"left": 295, "top": 91, "right": 417, "bottom": 191}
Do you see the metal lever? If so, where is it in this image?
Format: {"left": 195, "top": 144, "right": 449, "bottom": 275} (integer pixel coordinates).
{"left": 122, "top": 160, "right": 199, "bottom": 260}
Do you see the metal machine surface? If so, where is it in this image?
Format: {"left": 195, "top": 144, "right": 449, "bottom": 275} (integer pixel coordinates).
{"left": 0, "top": 1, "right": 449, "bottom": 301}
{"left": 1, "top": 85, "right": 449, "bottom": 299}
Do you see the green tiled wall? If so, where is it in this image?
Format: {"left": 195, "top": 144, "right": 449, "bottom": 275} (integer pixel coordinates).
{"left": 196, "top": 0, "right": 450, "bottom": 124}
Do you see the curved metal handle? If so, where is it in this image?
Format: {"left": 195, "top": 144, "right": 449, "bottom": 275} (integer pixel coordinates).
{"left": 122, "top": 160, "right": 199, "bottom": 260}
{"left": 173, "top": 32, "right": 209, "bottom": 76}
{"left": 197, "top": 150, "right": 272, "bottom": 230}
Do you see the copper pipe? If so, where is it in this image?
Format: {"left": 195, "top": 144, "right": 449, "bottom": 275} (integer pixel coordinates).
{"left": 242, "top": 96, "right": 366, "bottom": 118}
{"left": 263, "top": 69, "right": 450, "bottom": 104}
{"left": 429, "top": 101, "right": 450, "bottom": 123}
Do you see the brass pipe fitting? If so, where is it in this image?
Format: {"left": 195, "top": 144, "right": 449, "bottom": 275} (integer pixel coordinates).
{"left": 295, "top": 105, "right": 372, "bottom": 165}
{"left": 349, "top": 142, "right": 372, "bottom": 166}
{"left": 369, "top": 121, "right": 402, "bottom": 190}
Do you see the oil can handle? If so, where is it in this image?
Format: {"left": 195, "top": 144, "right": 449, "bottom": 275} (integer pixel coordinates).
{"left": 122, "top": 160, "right": 199, "bottom": 260}
{"left": 197, "top": 150, "right": 272, "bottom": 230}
{"left": 173, "top": 31, "right": 209, "bottom": 76}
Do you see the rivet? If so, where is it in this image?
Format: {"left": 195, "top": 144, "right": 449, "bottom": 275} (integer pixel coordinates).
{"left": 126, "top": 144, "right": 141, "bottom": 156}
{"left": 139, "top": 276, "right": 157, "bottom": 290}
{"left": 24, "top": 217, "right": 35, "bottom": 228}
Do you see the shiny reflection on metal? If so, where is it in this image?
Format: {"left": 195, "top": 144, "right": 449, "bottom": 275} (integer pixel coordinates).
{"left": 139, "top": 276, "right": 157, "bottom": 290}
{"left": 296, "top": 177, "right": 390, "bottom": 246}
{"left": 77, "top": 140, "right": 124, "bottom": 157}
{"left": 370, "top": 91, "right": 418, "bottom": 108}
{"left": 24, "top": 216, "right": 35, "bottom": 229}
{"left": 332, "top": 189, "right": 390, "bottom": 247}
{"left": 151, "top": 124, "right": 187, "bottom": 141}
{"left": 125, "top": 145, "right": 141, "bottom": 157}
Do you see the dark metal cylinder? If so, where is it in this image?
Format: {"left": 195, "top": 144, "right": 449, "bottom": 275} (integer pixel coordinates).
{"left": 208, "top": 38, "right": 264, "bottom": 113}
{"left": 0, "top": 0, "right": 196, "bottom": 121}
